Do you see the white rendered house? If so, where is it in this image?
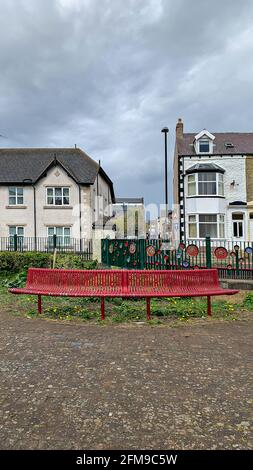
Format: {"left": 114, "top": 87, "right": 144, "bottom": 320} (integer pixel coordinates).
{"left": 0, "top": 148, "right": 115, "bottom": 248}
{"left": 173, "top": 119, "right": 253, "bottom": 242}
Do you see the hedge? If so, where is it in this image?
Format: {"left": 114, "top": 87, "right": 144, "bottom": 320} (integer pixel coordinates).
{"left": 0, "top": 252, "right": 97, "bottom": 273}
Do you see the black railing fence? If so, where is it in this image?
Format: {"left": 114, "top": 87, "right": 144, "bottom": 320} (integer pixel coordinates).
{"left": 0, "top": 235, "right": 93, "bottom": 260}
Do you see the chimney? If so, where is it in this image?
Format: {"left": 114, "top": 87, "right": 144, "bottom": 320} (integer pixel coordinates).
{"left": 176, "top": 118, "right": 183, "bottom": 139}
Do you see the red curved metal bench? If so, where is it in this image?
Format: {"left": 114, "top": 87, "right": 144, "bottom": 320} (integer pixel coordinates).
{"left": 9, "top": 268, "right": 238, "bottom": 320}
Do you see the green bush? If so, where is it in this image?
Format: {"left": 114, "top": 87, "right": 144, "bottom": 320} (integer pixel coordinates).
{"left": 4, "top": 271, "right": 27, "bottom": 288}
{"left": 0, "top": 251, "right": 97, "bottom": 274}
{"left": 0, "top": 252, "right": 51, "bottom": 273}
{"left": 54, "top": 255, "right": 97, "bottom": 270}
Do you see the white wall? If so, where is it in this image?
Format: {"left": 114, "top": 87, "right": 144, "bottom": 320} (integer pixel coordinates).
{"left": 0, "top": 186, "right": 34, "bottom": 237}
{"left": 184, "top": 155, "right": 246, "bottom": 203}
{"left": 93, "top": 172, "right": 113, "bottom": 219}
{"left": 184, "top": 155, "right": 247, "bottom": 240}
{"left": 36, "top": 165, "right": 80, "bottom": 238}
{"left": 0, "top": 165, "right": 113, "bottom": 241}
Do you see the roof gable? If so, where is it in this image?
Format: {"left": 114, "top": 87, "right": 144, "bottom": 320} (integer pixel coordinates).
{"left": 34, "top": 157, "right": 80, "bottom": 184}
{"left": 194, "top": 130, "right": 215, "bottom": 141}
{"left": 0, "top": 148, "right": 99, "bottom": 184}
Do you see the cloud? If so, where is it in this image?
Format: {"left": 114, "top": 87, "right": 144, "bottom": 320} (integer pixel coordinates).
{"left": 1, "top": 0, "right": 253, "bottom": 206}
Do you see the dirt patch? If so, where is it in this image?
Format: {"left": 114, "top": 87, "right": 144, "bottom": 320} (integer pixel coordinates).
{"left": 0, "top": 307, "right": 252, "bottom": 450}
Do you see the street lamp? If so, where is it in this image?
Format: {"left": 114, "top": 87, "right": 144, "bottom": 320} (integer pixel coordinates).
{"left": 161, "top": 127, "right": 169, "bottom": 239}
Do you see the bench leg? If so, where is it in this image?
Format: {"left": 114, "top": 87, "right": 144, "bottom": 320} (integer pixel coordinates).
{"left": 38, "top": 295, "right": 42, "bottom": 314}
{"left": 146, "top": 297, "right": 151, "bottom": 321}
{"left": 207, "top": 296, "right": 212, "bottom": 317}
{"left": 101, "top": 298, "right": 105, "bottom": 321}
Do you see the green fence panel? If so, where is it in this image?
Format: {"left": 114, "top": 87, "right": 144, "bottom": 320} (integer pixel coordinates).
{"left": 101, "top": 237, "right": 253, "bottom": 280}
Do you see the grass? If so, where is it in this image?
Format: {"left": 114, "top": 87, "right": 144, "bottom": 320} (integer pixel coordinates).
{"left": 0, "top": 272, "right": 251, "bottom": 326}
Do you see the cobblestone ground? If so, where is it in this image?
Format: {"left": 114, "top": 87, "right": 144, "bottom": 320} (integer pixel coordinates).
{"left": 0, "top": 310, "right": 252, "bottom": 450}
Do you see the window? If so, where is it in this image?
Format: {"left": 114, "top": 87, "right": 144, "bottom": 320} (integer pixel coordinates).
{"left": 188, "top": 175, "right": 196, "bottom": 196}
{"left": 48, "top": 227, "right": 71, "bottom": 246}
{"left": 188, "top": 214, "right": 225, "bottom": 239}
{"left": 188, "top": 215, "right": 197, "bottom": 238}
{"left": 9, "top": 226, "right": 24, "bottom": 237}
{"left": 47, "top": 187, "right": 69, "bottom": 205}
{"left": 187, "top": 172, "right": 224, "bottom": 196}
{"left": 9, "top": 226, "right": 24, "bottom": 249}
{"left": 199, "top": 139, "right": 210, "bottom": 153}
{"left": 218, "top": 174, "right": 224, "bottom": 196}
{"left": 219, "top": 214, "right": 225, "bottom": 238}
{"left": 199, "top": 214, "right": 217, "bottom": 238}
{"left": 9, "top": 187, "right": 23, "bottom": 205}
{"left": 232, "top": 213, "right": 244, "bottom": 238}
{"left": 198, "top": 173, "right": 216, "bottom": 195}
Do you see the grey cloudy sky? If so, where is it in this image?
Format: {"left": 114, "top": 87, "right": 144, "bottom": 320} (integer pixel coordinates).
{"left": 1, "top": 0, "right": 253, "bottom": 207}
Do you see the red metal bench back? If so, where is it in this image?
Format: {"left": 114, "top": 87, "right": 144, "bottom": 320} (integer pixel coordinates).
{"left": 26, "top": 268, "right": 125, "bottom": 292}
{"left": 26, "top": 268, "right": 219, "bottom": 292}
{"left": 127, "top": 269, "right": 220, "bottom": 291}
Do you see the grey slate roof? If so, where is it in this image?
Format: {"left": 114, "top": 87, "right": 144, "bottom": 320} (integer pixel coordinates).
{"left": 0, "top": 148, "right": 100, "bottom": 184}
{"left": 186, "top": 163, "right": 225, "bottom": 173}
{"left": 178, "top": 133, "right": 253, "bottom": 155}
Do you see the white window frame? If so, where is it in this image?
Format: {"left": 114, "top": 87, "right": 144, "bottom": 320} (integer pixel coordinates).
{"left": 47, "top": 226, "right": 71, "bottom": 246}
{"left": 9, "top": 226, "right": 24, "bottom": 237}
{"left": 198, "top": 138, "right": 211, "bottom": 154}
{"left": 194, "top": 130, "right": 215, "bottom": 154}
{"left": 188, "top": 214, "right": 225, "bottom": 239}
{"left": 187, "top": 172, "right": 224, "bottom": 197}
{"left": 46, "top": 187, "right": 70, "bottom": 206}
{"left": 8, "top": 187, "right": 24, "bottom": 205}
{"left": 232, "top": 213, "right": 244, "bottom": 238}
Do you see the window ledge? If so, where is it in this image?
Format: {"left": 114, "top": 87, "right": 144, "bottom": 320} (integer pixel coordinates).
{"left": 186, "top": 196, "right": 225, "bottom": 199}
{"left": 43, "top": 205, "right": 73, "bottom": 210}
{"left": 188, "top": 237, "right": 226, "bottom": 240}
{"left": 197, "top": 152, "right": 213, "bottom": 155}
{"left": 5, "top": 205, "right": 27, "bottom": 209}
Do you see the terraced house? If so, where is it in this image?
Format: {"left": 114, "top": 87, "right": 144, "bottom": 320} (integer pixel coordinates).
{"left": 0, "top": 148, "right": 115, "bottom": 249}
{"left": 173, "top": 119, "right": 253, "bottom": 242}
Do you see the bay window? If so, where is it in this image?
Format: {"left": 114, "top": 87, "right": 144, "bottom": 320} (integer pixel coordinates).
{"left": 188, "top": 214, "right": 225, "bottom": 239}
{"left": 187, "top": 172, "right": 224, "bottom": 197}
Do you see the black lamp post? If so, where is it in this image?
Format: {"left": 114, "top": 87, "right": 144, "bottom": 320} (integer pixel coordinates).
{"left": 161, "top": 127, "right": 169, "bottom": 239}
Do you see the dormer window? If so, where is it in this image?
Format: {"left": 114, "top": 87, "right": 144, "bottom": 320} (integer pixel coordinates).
{"left": 194, "top": 130, "right": 215, "bottom": 154}
{"left": 199, "top": 139, "right": 210, "bottom": 153}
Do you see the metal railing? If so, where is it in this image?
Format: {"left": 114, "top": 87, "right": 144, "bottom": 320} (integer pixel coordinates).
{"left": 0, "top": 236, "right": 93, "bottom": 259}
{"left": 102, "top": 237, "right": 253, "bottom": 280}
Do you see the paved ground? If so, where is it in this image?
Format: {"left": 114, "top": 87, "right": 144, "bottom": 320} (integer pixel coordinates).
{"left": 0, "top": 310, "right": 252, "bottom": 450}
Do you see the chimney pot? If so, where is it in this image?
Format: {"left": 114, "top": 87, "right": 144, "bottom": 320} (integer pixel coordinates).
{"left": 176, "top": 118, "right": 183, "bottom": 139}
